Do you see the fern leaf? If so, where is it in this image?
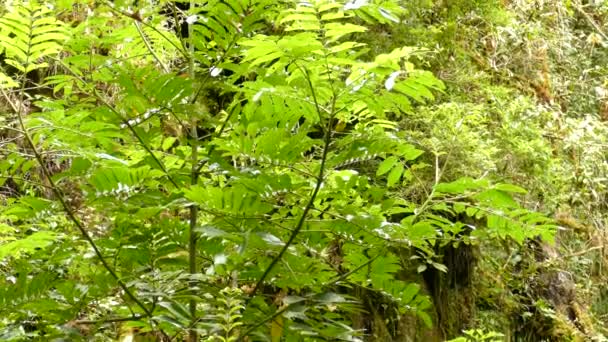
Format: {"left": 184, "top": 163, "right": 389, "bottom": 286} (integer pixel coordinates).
{"left": 0, "top": 1, "right": 69, "bottom": 74}
{"left": 0, "top": 72, "right": 17, "bottom": 88}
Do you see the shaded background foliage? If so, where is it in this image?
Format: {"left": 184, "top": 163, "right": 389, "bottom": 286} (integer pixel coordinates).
{"left": 0, "top": 0, "right": 606, "bottom": 341}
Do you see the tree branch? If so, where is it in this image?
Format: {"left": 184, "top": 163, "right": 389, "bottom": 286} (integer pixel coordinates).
{"left": 73, "top": 315, "right": 144, "bottom": 325}
{"left": 55, "top": 59, "right": 179, "bottom": 189}
{"left": 2, "top": 74, "right": 152, "bottom": 319}
{"left": 249, "top": 65, "right": 335, "bottom": 298}
{"left": 573, "top": 2, "right": 608, "bottom": 42}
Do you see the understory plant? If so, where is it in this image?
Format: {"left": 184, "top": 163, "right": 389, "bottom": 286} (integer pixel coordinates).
{"left": 0, "top": 0, "right": 556, "bottom": 340}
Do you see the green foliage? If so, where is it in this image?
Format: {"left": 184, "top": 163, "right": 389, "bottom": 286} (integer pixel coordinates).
{"left": 447, "top": 329, "right": 505, "bottom": 342}
{"left": 0, "top": 0, "right": 567, "bottom": 340}
{"left": 0, "top": 1, "right": 69, "bottom": 75}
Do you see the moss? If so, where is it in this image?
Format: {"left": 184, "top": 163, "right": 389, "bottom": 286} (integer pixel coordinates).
{"left": 420, "top": 239, "right": 478, "bottom": 339}
{"left": 396, "top": 312, "right": 442, "bottom": 342}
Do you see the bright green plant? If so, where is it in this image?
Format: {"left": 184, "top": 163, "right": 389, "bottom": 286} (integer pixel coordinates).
{"left": 447, "top": 329, "right": 505, "bottom": 342}
{"left": 0, "top": 0, "right": 558, "bottom": 340}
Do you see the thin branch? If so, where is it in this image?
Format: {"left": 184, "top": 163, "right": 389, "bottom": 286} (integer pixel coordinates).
{"left": 250, "top": 158, "right": 316, "bottom": 179}
{"left": 186, "top": 3, "right": 199, "bottom": 340}
{"left": 187, "top": 48, "right": 200, "bottom": 342}
{"left": 573, "top": 2, "right": 608, "bottom": 42}
{"left": 294, "top": 62, "right": 325, "bottom": 134}
{"left": 134, "top": 21, "right": 170, "bottom": 73}
{"left": 434, "top": 153, "right": 440, "bottom": 184}
{"left": 237, "top": 304, "right": 293, "bottom": 341}
{"left": 55, "top": 59, "right": 179, "bottom": 189}
{"left": 549, "top": 245, "right": 604, "bottom": 261}
{"left": 2, "top": 70, "right": 152, "bottom": 319}
{"left": 193, "top": 98, "right": 239, "bottom": 175}
{"left": 412, "top": 139, "right": 456, "bottom": 224}
{"left": 249, "top": 66, "right": 336, "bottom": 298}
{"left": 0, "top": 125, "right": 25, "bottom": 135}
{"left": 0, "top": 175, "right": 54, "bottom": 190}
{"left": 323, "top": 253, "right": 382, "bottom": 288}
{"left": 100, "top": 1, "right": 188, "bottom": 58}
{"left": 25, "top": 124, "right": 94, "bottom": 138}
{"left": 239, "top": 254, "right": 380, "bottom": 339}
{"left": 74, "top": 315, "right": 144, "bottom": 325}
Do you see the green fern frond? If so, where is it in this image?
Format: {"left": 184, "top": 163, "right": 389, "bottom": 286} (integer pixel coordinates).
{"left": 0, "top": 1, "right": 69, "bottom": 74}
{"left": 185, "top": 185, "right": 274, "bottom": 216}
{"left": 112, "top": 23, "right": 181, "bottom": 65}
{"left": 169, "top": 0, "right": 276, "bottom": 69}
{"left": 88, "top": 166, "right": 157, "bottom": 197}
{"left": 0, "top": 271, "right": 56, "bottom": 309}
{"left": 0, "top": 72, "right": 17, "bottom": 88}
{"left": 0, "top": 231, "right": 57, "bottom": 260}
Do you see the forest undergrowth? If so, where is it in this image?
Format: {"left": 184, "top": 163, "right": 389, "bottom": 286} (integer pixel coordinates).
{"left": 0, "top": 0, "right": 607, "bottom": 341}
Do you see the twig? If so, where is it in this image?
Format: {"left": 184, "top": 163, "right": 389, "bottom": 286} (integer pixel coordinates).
{"left": 237, "top": 304, "right": 293, "bottom": 341}
{"left": 100, "top": 1, "right": 188, "bottom": 58}
{"left": 187, "top": 17, "right": 199, "bottom": 340}
{"left": 134, "top": 21, "right": 170, "bottom": 73}
{"left": 74, "top": 315, "right": 144, "bottom": 325}
{"left": 249, "top": 65, "right": 335, "bottom": 298}
{"left": 573, "top": 2, "right": 608, "bottom": 42}
{"left": 0, "top": 176, "right": 54, "bottom": 190}
{"left": 323, "top": 253, "right": 382, "bottom": 288}
{"left": 2, "top": 71, "right": 152, "bottom": 318}
{"left": 55, "top": 59, "right": 179, "bottom": 189}
{"left": 185, "top": 2, "right": 202, "bottom": 339}
{"left": 553, "top": 245, "right": 604, "bottom": 260}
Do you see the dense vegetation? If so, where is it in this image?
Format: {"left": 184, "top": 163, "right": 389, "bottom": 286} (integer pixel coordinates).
{"left": 0, "top": 0, "right": 607, "bottom": 341}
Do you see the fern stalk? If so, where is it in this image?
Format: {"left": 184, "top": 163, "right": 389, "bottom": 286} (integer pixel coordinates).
{"left": 125, "top": 5, "right": 198, "bottom": 338}
{"left": 102, "top": 0, "right": 188, "bottom": 58}
{"left": 187, "top": 1, "right": 199, "bottom": 340}
{"left": 0, "top": 1, "right": 156, "bottom": 320}
{"left": 135, "top": 21, "right": 169, "bottom": 73}
{"left": 56, "top": 59, "right": 180, "bottom": 188}
{"left": 250, "top": 65, "right": 336, "bottom": 297}
{"left": 3, "top": 57, "right": 155, "bottom": 320}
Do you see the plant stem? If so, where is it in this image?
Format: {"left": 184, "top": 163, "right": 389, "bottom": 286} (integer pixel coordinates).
{"left": 187, "top": 126, "right": 199, "bottom": 342}
{"left": 55, "top": 60, "right": 179, "bottom": 189}
{"left": 74, "top": 315, "right": 144, "bottom": 325}
{"left": 187, "top": 1, "right": 199, "bottom": 340}
{"left": 2, "top": 51, "right": 152, "bottom": 320}
{"left": 249, "top": 66, "right": 335, "bottom": 298}
{"left": 323, "top": 253, "right": 382, "bottom": 288}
